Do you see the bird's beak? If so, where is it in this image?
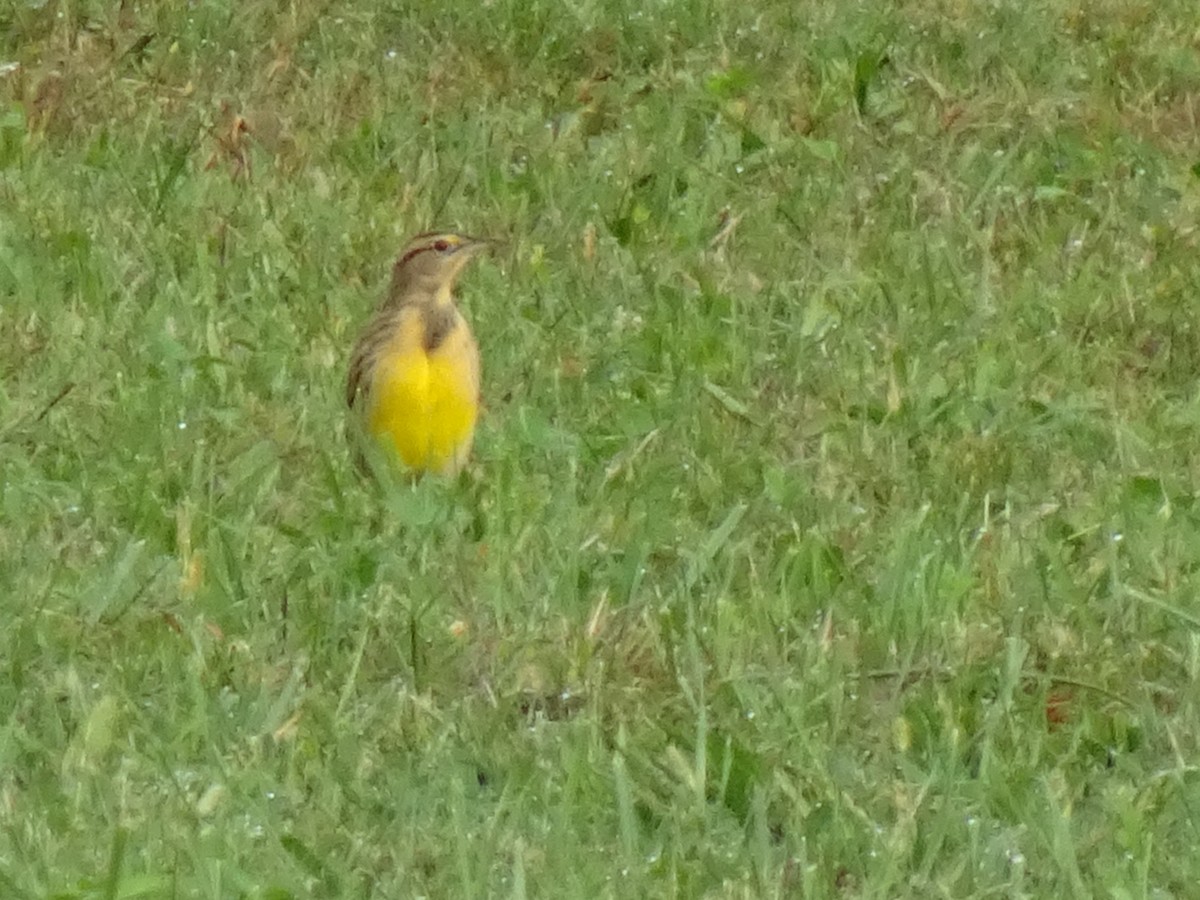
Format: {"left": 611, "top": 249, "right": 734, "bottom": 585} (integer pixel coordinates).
{"left": 460, "top": 235, "right": 498, "bottom": 255}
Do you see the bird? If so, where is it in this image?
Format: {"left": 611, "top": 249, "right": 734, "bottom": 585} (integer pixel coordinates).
{"left": 346, "top": 231, "right": 490, "bottom": 477}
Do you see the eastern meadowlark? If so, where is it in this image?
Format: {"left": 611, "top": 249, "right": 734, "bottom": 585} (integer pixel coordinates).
{"left": 346, "top": 231, "right": 489, "bottom": 476}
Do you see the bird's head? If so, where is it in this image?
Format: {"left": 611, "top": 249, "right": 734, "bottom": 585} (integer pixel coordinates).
{"left": 389, "top": 231, "right": 491, "bottom": 302}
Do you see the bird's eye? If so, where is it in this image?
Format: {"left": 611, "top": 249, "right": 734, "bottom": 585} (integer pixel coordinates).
{"left": 433, "top": 239, "right": 451, "bottom": 252}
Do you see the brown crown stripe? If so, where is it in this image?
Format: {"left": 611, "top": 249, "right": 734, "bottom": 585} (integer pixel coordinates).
{"left": 397, "top": 240, "right": 444, "bottom": 268}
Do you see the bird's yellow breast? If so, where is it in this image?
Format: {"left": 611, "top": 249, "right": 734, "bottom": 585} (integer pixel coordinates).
{"left": 366, "top": 309, "right": 479, "bottom": 475}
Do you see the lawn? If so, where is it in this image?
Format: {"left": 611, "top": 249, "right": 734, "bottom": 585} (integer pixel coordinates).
{"left": 2, "top": 0, "right": 1199, "bottom": 896}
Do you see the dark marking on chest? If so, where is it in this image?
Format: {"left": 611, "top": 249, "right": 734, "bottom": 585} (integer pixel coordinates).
{"left": 422, "top": 305, "right": 457, "bottom": 352}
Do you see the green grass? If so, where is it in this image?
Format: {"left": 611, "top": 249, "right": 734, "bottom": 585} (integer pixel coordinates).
{"left": 3, "top": 0, "right": 1200, "bottom": 896}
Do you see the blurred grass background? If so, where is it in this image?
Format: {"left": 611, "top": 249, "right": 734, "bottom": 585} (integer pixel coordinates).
{"left": 2, "top": 0, "right": 1200, "bottom": 896}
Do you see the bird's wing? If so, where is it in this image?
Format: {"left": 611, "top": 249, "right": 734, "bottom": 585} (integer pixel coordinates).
{"left": 346, "top": 330, "right": 376, "bottom": 409}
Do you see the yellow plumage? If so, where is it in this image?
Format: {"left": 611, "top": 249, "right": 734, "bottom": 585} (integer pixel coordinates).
{"left": 366, "top": 308, "right": 478, "bottom": 472}
{"left": 346, "top": 232, "right": 487, "bottom": 477}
